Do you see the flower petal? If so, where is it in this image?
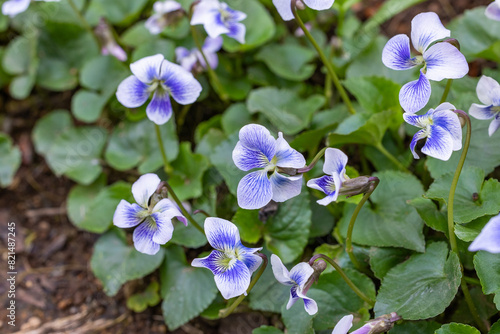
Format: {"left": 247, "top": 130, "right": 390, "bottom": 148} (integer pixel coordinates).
{"left": 237, "top": 171, "right": 273, "bottom": 210}
{"left": 410, "top": 12, "right": 450, "bottom": 53}
{"left": 130, "top": 54, "right": 164, "bottom": 84}
{"left": 323, "top": 148, "right": 348, "bottom": 176}
{"left": 203, "top": 36, "right": 223, "bottom": 53}
{"left": 133, "top": 220, "right": 160, "bottom": 255}
{"left": 469, "top": 214, "right": 500, "bottom": 253}
{"left": 236, "top": 124, "right": 276, "bottom": 165}
{"left": 154, "top": 0, "right": 182, "bottom": 14}
{"left": 190, "top": 0, "right": 220, "bottom": 25}
{"left": 316, "top": 193, "right": 338, "bottom": 206}
{"left": 332, "top": 315, "right": 354, "bottom": 334}
{"left": 227, "top": 22, "right": 246, "bottom": 44}
{"left": 224, "top": 4, "right": 247, "bottom": 21}
{"left": 303, "top": 0, "right": 335, "bottom": 10}
{"left": 214, "top": 259, "right": 251, "bottom": 299}
{"left": 286, "top": 285, "right": 300, "bottom": 309}
{"left": 489, "top": 117, "right": 500, "bottom": 137}
{"left": 421, "top": 125, "right": 454, "bottom": 160}
{"left": 152, "top": 198, "right": 187, "bottom": 226}
{"left": 382, "top": 34, "right": 418, "bottom": 71}
{"left": 116, "top": 75, "right": 150, "bottom": 108}
{"left": 161, "top": 59, "right": 202, "bottom": 105}
{"left": 272, "top": 0, "right": 293, "bottom": 21}
{"left": 113, "top": 200, "right": 145, "bottom": 228}
{"left": 476, "top": 75, "right": 500, "bottom": 106}
{"left": 301, "top": 295, "right": 318, "bottom": 316}
{"left": 434, "top": 102, "right": 456, "bottom": 112}
{"left": 2, "top": 0, "right": 30, "bottom": 17}
{"left": 146, "top": 90, "right": 173, "bottom": 125}
{"left": 145, "top": 14, "right": 165, "bottom": 35}
{"left": 132, "top": 173, "right": 161, "bottom": 208}
{"left": 270, "top": 254, "right": 293, "bottom": 285}
{"left": 403, "top": 111, "right": 429, "bottom": 128}
{"left": 232, "top": 141, "right": 272, "bottom": 171}
{"left": 423, "top": 42, "right": 469, "bottom": 81}
{"left": 469, "top": 104, "right": 498, "bottom": 120}
{"left": 204, "top": 217, "right": 240, "bottom": 251}
{"left": 237, "top": 247, "right": 263, "bottom": 274}
{"left": 433, "top": 108, "right": 462, "bottom": 151}
{"left": 289, "top": 262, "right": 314, "bottom": 288}
{"left": 150, "top": 212, "right": 174, "bottom": 245}
{"left": 269, "top": 172, "right": 303, "bottom": 203}
{"left": 486, "top": 1, "right": 500, "bottom": 21}
{"left": 399, "top": 70, "right": 431, "bottom": 114}
{"left": 306, "top": 175, "right": 336, "bottom": 195}
{"left": 409, "top": 129, "right": 427, "bottom": 159}
{"left": 275, "top": 133, "right": 306, "bottom": 169}
{"left": 192, "top": 249, "right": 226, "bottom": 275}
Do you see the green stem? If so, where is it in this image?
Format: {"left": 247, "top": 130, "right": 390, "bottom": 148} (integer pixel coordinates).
{"left": 219, "top": 254, "right": 268, "bottom": 318}
{"left": 374, "top": 143, "right": 409, "bottom": 173}
{"left": 439, "top": 79, "right": 453, "bottom": 104}
{"left": 447, "top": 110, "right": 487, "bottom": 333}
{"left": 177, "top": 104, "right": 192, "bottom": 130}
{"left": 464, "top": 276, "right": 481, "bottom": 286}
{"left": 310, "top": 254, "right": 375, "bottom": 307}
{"left": 297, "top": 147, "right": 327, "bottom": 174}
{"left": 291, "top": 4, "right": 355, "bottom": 115}
{"left": 155, "top": 124, "right": 173, "bottom": 175}
{"left": 346, "top": 177, "right": 379, "bottom": 271}
{"left": 67, "top": 0, "right": 99, "bottom": 46}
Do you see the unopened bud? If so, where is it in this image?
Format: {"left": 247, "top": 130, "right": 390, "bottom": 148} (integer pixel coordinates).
{"left": 295, "top": 0, "right": 306, "bottom": 10}
{"left": 443, "top": 38, "right": 461, "bottom": 51}
{"left": 339, "top": 176, "right": 372, "bottom": 197}
{"left": 276, "top": 167, "right": 298, "bottom": 176}
{"left": 303, "top": 259, "right": 327, "bottom": 294}
{"left": 351, "top": 312, "right": 401, "bottom": 334}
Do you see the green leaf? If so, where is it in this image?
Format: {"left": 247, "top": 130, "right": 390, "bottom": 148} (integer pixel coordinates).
{"left": 343, "top": 76, "right": 402, "bottom": 114}
{"left": 36, "top": 58, "right": 78, "bottom": 91}
{"left": 79, "top": 55, "right": 129, "bottom": 98}
{"left": 232, "top": 208, "right": 263, "bottom": 244}
{"left": 126, "top": 281, "right": 161, "bottom": 313}
{"left": 90, "top": 230, "right": 165, "bottom": 296}
{"left": 249, "top": 263, "right": 290, "bottom": 313}
{"left": 2, "top": 36, "right": 32, "bottom": 75}
{"left": 474, "top": 251, "right": 500, "bottom": 310}
{"left": 454, "top": 215, "right": 491, "bottom": 242}
{"left": 256, "top": 43, "right": 316, "bottom": 81}
{"left": 263, "top": 191, "right": 312, "bottom": 263}
{"left": 426, "top": 166, "right": 500, "bottom": 224}
{"left": 131, "top": 39, "right": 176, "bottom": 63}
{"left": 374, "top": 242, "right": 462, "bottom": 319}
{"left": 281, "top": 303, "right": 314, "bottom": 334}
{"left": 435, "top": 323, "right": 481, "bottom": 334}
{"left": 369, "top": 247, "right": 411, "bottom": 280}
{"left": 491, "top": 320, "right": 500, "bottom": 334}
{"left": 338, "top": 171, "right": 426, "bottom": 252}
{"left": 105, "top": 119, "right": 179, "bottom": 174}
{"left": 389, "top": 321, "right": 441, "bottom": 334}
{"left": 309, "top": 196, "right": 335, "bottom": 238}
{"left": 10, "top": 73, "right": 36, "bottom": 99}
{"left": 0, "top": 133, "right": 21, "bottom": 187}
{"left": 71, "top": 90, "right": 108, "bottom": 123}
{"left": 408, "top": 197, "right": 448, "bottom": 233}
{"left": 253, "top": 326, "right": 284, "bottom": 334}
{"left": 221, "top": 103, "right": 252, "bottom": 136}
{"left": 161, "top": 246, "right": 218, "bottom": 330}
{"left": 85, "top": 0, "right": 149, "bottom": 26}
{"left": 32, "top": 110, "right": 73, "bottom": 155}
{"left": 247, "top": 87, "right": 325, "bottom": 135}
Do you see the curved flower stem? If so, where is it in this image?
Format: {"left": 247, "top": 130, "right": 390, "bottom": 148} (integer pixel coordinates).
{"left": 310, "top": 254, "right": 375, "bottom": 307}
{"left": 67, "top": 0, "right": 100, "bottom": 46}
{"left": 297, "top": 147, "right": 327, "bottom": 174}
{"left": 346, "top": 177, "right": 379, "bottom": 272}
{"left": 448, "top": 110, "right": 487, "bottom": 333}
{"left": 219, "top": 253, "right": 268, "bottom": 318}
{"left": 439, "top": 79, "right": 453, "bottom": 104}
{"left": 155, "top": 124, "right": 173, "bottom": 175}
{"left": 177, "top": 104, "right": 192, "bottom": 130}
{"left": 374, "top": 142, "right": 409, "bottom": 173}
{"left": 193, "top": 209, "right": 210, "bottom": 217}
{"left": 291, "top": 4, "right": 355, "bottom": 115}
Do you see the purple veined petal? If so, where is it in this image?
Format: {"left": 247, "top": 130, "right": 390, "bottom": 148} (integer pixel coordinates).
{"left": 476, "top": 75, "right": 500, "bottom": 106}
{"left": 286, "top": 285, "right": 300, "bottom": 309}
{"left": 153, "top": 0, "right": 182, "bottom": 14}
{"left": 433, "top": 109, "right": 462, "bottom": 151}
{"left": 227, "top": 21, "right": 246, "bottom": 44}
{"left": 152, "top": 198, "right": 187, "bottom": 226}
{"left": 272, "top": 0, "right": 294, "bottom": 21}
{"left": 237, "top": 248, "right": 263, "bottom": 274}
{"left": 410, "top": 12, "right": 450, "bottom": 53}
{"left": 382, "top": 34, "right": 419, "bottom": 71}
{"left": 434, "top": 102, "right": 456, "bottom": 112}
{"left": 275, "top": 133, "right": 306, "bottom": 169}
{"left": 160, "top": 59, "right": 202, "bottom": 105}
{"left": 237, "top": 170, "right": 273, "bottom": 210}
{"left": 131, "top": 173, "right": 161, "bottom": 208}
{"left": 113, "top": 200, "right": 146, "bottom": 228}
{"left": 232, "top": 141, "right": 272, "bottom": 171}
{"left": 223, "top": 4, "right": 247, "bottom": 22}
{"left": 323, "top": 148, "right": 348, "bottom": 176}
{"left": 316, "top": 192, "right": 338, "bottom": 206}
{"left": 403, "top": 111, "right": 430, "bottom": 128}
{"left": 133, "top": 220, "right": 160, "bottom": 255}
{"left": 203, "top": 36, "right": 223, "bottom": 53}
{"left": 150, "top": 212, "right": 175, "bottom": 244}
{"left": 399, "top": 71, "right": 431, "bottom": 114}
{"left": 145, "top": 14, "right": 166, "bottom": 35}
{"left": 204, "top": 217, "right": 240, "bottom": 251}
{"left": 489, "top": 116, "right": 500, "bottom": 136}
{"left": 469, "top": 104, "right": 498, "bottom": 120}
{"left": 421, "top": 125, "right": 454, "bottom": 161}
{"left": 301, "top": 294, "right": 318, "bottom": 315}
{"left": 214, "top": 259, "right": 251, "bottom": 299}
{"left": 289, "top": 262, "right": 314, "bottom": 288}
{"left": 469, "top": 214, "right": 500, "bottom": 253}
{"left": 303, "top": 0, "right": 335, "bottom": 10}
{"left": 486, "top": 0, "right": 500, "bottom": 21}
{"left": 116, "top": 75, "right": 150, "bottom": 108}
{"left": 270, "top": 254, "right": 293, "bottom": 285}
{"left": 146, "top": 90, "right": 173, "bottom": 125}
{"left": 190, "top": 0, "right": 220, "bottom": 25}
{"left": 130, "top": 54, "right": 164, "bottom": 84}
{"left": 269, "top": 172, "right": 303, "bottom": 203}
{"left": 409, "top": 129, "right": 427, "bottom": 159}
{"left": 307, "top": 175, "right": 336, "bottom": 195}
{"left": 332, "top": 315, "right": 354, "bottom": 334}
{"left": 423, "top": 42, "right": 469, "bottom": 81}
{"left": 192, "top": 249, "right": 226, "bottom": 275}
{"left": 2, "top": 0, "right": 30, "bottom": 17}
{"left": 236, "top": 124, "right": 277, "bottom": 164}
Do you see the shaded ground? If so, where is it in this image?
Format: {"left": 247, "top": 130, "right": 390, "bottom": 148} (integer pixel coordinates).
{"left": 0, "top": 0, "right": 494, "bottom": 333}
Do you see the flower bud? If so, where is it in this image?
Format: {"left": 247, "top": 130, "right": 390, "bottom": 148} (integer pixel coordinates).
{"left": 302, "top": 259, "right": 327, "bottom": 294}
{"left": 339, "top": 176, "right": 372, "bottom": 197}
{"left": 351, "top": 312, "right": 401, "bottom": 334}
{"left": 295, "top": 0, "right": 306, "bottom": 10}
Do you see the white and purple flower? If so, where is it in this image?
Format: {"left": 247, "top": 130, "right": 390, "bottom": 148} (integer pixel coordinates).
{"left": 307, "top": 148, "right": 348, "bottom": 206}
{"left": 145, "top": 0, "right": 183, "bottom": 35}
{"left": 232, "top": 124, "right": 306, "bottom": 210}
{"left": 469, "top": 75, "right": 500, "bottom": 136}
{"left": 116, "top": 54, "right": 202, "bottom": 125}
{"left": 403, "top": 102, "right": 462, "bottom": 161}
{"left": 332, "top": 315, "right": 353, "bottom": 334}
{"left": 486, "top": 0, "right": 500, "bottom": 21}
{"left": 95, "top": 18, "right": 127, "bottom": 62}
{"left": 113, "top": 174, "right": 187, "bottom": 255}
{"left": 175, "top": 36, "right": 223, "bottom": 72}
{"left": 382, "top": 12, "right": 469, "bottom": 114}
{"left": 190, "top": 0, "right": 247, "bottom": 44}
{"left": 192, "top": 218, "right": 263, "bottom": 299}
{"left": 2, "top": 0, "right": 59, "bottom": 17}
{"left": 469, "top": 213, "right": 500, "bottom": 253}
{"left": 273, "top": 0, "right": 335, "bottom": 21}
{"left": 270, "top": 254, "right": 318, "bottom": 315}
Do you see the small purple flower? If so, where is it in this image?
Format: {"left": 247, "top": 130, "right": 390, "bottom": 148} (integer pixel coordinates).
{"left": 273, "top": 0, "right": 335, "bottom": 21}
{"left": 469, "top": 75, "right": 500, "bottom": 136}
{"left": 190, "top": 0, "right": 247, "bottom": 44}
{"left": 307, "top": 148, "right": 348, "bottom": 206}
{"left": 116, "top": 54, "right": 202, "bottom": 125}
{"left": 175, "top": 36, "right": 223, "bottom": 73}
{"left": 469, "top": 213, "right": 500, "bottom": 253}
{"left": 113, "top": 173, "right": 187, "bottom": 255}
{"left": 145, "top": 0, "right": 183, "bottom": 35}
{"left": 270, "top": 254, "right": 317, "bottom": 315}
{"left": 486, "top": 0, "right": 500, "bottom": 21}
{"left": 382, "top": 12, "right": 469, "bottom": 114}
{"left": 332, "top": 315, "right": 353, "bottom": 334}
{"left": 403, "top": 102, "right": 462, "bottom": 161}
{"left": 192, "top": 218, "right": 263, "bottom": 299}
{"left": 2, "top": 0, "right": 59, "bottom": 17}
{"left": 95, "top": 19, "right": 127, "bottom": 62}
{"left": 232, "top": 124, "right": 306, "bottom": 210}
